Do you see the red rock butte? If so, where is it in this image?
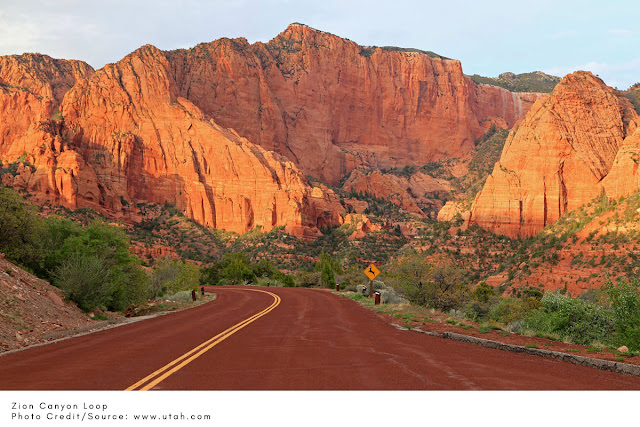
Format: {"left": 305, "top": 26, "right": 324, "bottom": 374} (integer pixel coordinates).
{"left": 469, "top": 71, "right": 639, "bottom": 237}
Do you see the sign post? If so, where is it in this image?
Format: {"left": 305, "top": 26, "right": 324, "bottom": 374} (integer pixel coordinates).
{"left": 363, "top": 264, "right": 380, "bottom": 298}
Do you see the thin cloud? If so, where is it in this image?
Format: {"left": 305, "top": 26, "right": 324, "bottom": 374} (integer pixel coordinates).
{"left": 608, "top": 29, "right": 635, "bottom": 36}
{"left": 549, "top": 30, "right": 580, "bottom": 39}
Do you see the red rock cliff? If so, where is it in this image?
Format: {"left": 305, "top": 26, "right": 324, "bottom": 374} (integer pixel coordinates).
{"left": 1, "top": 48, "right": 342, "bottom": 237}
{"left": 0, "top": 54, "right": 93, "bottom": 158}
{"left": 166, "top": 24, "right": 544, "bottom": 184}
{"left": 469, "top": 71, "right": 639, "bottom": 237}
{"left": 0, "top": 25, "right": 547, "bottom": 235}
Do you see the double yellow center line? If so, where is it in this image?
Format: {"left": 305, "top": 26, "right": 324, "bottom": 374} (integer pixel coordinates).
{"left": 126, "top": 288, "right": 281, "bottom": 391}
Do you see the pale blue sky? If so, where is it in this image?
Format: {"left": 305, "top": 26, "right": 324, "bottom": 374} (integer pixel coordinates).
{"left": 0, "top": 0, "right": 637, "bottom": 89}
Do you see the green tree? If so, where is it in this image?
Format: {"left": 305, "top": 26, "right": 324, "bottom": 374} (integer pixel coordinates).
{"left": 0, "top": 186, "right": 45, "bottom": 272}
{"left": 315, "top": 252, "right": 342, "bottom": 288}
{"left": 45, "top": 218, "right": 148, "bottom": 311}
{"left": 200, "top": 261, "right": 222, "bottom": 286}
{"left": 320, "top": 262, "right": 336, "bottom": 288}
{"left": 252, "top": 259, "right": 279, "bottom": 278}
{"left": 387, "top": 254, "right": 470, "bottom": 311}
{"left": 220, "top": 252, "right": 255, "bottom": 283}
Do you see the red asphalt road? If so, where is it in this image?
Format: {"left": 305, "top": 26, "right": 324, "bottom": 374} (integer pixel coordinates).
{"left": 1, "top": 286, "right": 640, "bottom": 390}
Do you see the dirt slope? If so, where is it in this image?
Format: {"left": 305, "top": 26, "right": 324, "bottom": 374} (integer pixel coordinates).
{"left": 0, "top": 253, "right": 97, "bottom": 352}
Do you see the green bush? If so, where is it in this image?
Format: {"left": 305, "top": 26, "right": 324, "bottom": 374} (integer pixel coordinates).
{"left": 0, "top": 189, "right": 147, "bottom": 312}
{"left": 379, "top": 287, "right": 407, "bottom": 304}
{"left": 473, "top": 282, "right": 494, "bottom": 303}
{"left": 296, "top": 272, "right": 320, "bottom": 287}
{"left": 605, "top": 279, "right": 640, "bottom": 351}
{"left": 0, "top": 186, "right": 45, "bottom": 272}
{"left": 465, "top": 301, "right": 489, "bottom": 322}
{"left": 53, "top": 253, "right": 114, "bottom": 311}
{"left": 314, "top": 252, "right": 342, "bottom": 288}
{"left": 201, "top": 253, "right": 294, "bottom": 287}
{"left": 220, "top": 253, "right": 256, "bottom": 283}
{"left": 489, "top": 297, "right": 525, "bottom": 324}
{"left": 338, "top": 270, "right": 367, "bottom": 290}
{"left": 387, "top": 255, "right": 470, "bottom": 311}
{"left": 255, "top": 277, "right": 279, "bottom": 287}
{"left": 149, "top": 258, "right": 200, "bottom": 298}
{"left": 164, "top": 290, "right": 196, "bottom": 303}
{"left": 524, "top": 292, "right": 614, "bottom": 345}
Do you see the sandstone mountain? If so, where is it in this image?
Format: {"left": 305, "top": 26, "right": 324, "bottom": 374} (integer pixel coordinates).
{"left": 0, "top": 24, "right": 548, "bottom": 236}
{"left": 164, "top": 23, "right": 544, "bottom": 184}
{"left": 468, "top": 71, "right": 639, "bottom": 237}
{"left": 1, "top": 46, "right": 342, "bottom": 238}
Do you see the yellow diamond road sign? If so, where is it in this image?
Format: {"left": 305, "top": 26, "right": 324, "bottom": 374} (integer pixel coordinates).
{"left": 364, "top": 264, "right": 380, "bottom": 281}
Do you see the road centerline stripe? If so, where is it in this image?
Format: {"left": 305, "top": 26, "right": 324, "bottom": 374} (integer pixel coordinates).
{"left": 125, "top": 288, "right": 280, "bottom": 391}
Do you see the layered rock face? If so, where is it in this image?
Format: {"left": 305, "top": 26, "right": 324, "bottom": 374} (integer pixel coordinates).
{"left": 471, "top": 84, "right": 541, "bottom": 129}
{"left": 602, "top": 127, "right": 640, "bottom": 198}
{"left": 0, "top": 54, "right": 93, "bottom": 158}
{"left": 469, "top": 71, "right": 639, "bottom": 237}
{"left": 1, "top": 48, "right": 342, "bottom": 236}
{"left": 166, "top": 24, "right": 544, "bottom": 184}
{"left": 342, "top": 169, "right": 450, "bottom": 217}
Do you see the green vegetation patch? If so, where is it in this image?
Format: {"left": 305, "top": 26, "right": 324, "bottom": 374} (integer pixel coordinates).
{"left": 620, "top": 84, "right": 640, "bottom": 114}
{"left": 469, "top": 71, "right": 561, "bottom": 93}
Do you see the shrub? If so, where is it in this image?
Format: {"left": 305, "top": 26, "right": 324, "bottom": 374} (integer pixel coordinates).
{"left": 53, "top": 253, "right": 113, "bottom": 311}
{"left": 255, "top": 277, "right": 280, "bottom": 287}
{"left": 387, "top": 254, "right": 470, "bottom": 311}
{"left": 465, "top": 301, "right": 489, "bottom": 322}
{"left": 220, "top": 253, "right": 255, "bottom": 283}
{"left": 473, "top": 282, "right": 494, "bottom": 303}
{"left": 164, "top": 290, "right": 196, "bottom": 303}
{"left": 280, "top": 275, "right": 296, "bottom": 287}
{"left": 524, "top": 292, "right": 614, "bottom": 345}
{"left": 605, "top": 279, "right": 640, "bottom": 351}
{"left": 489, "top": 297, "right": 525, "bottom": 324}
{"left": 252, "top": 259, "right": 279, "bottom": 278}
{"left": 338, "top": 270, "right": 368, "bottom": 290}
{"left": 0, "top": 186, "right": 45, "bottom": 272}
{"left": 315, "top": 252, "right": 342, "bottom": 288}
{"left": 296, "top": 272, "right": 320, "bottom": 287}
{"left": 149, "top": 258, "right": 200, "bottom": 298}
{"left": 380, "top": 288, "right": 407, "bottom": 304}
{"left": 320, "top": 261, "right": 335, "bottom": 288}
